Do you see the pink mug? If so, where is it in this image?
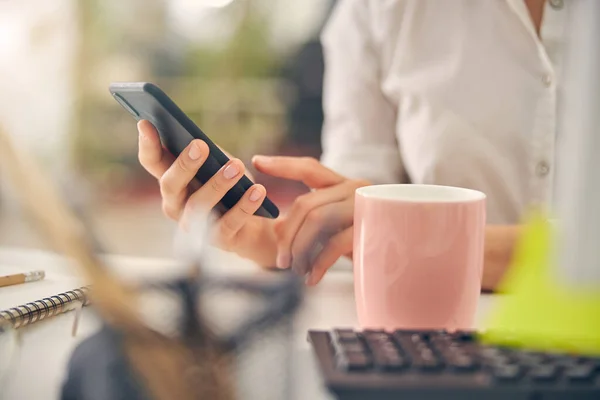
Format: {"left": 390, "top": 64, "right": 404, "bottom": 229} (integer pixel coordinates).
{"left": 353, "top": 184, "right": 486, "bottom": 331}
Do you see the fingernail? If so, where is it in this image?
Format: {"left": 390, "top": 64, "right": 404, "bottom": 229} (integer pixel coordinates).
{"left": 188, "top": 143, "right": 202, "bottom": 160}
{"left": 276, "top": 252, "right": 290, "bottom": 269}
{"left": 138, "top": 129, "right": 147, "bottom": 141}
{"left": 306, "top": 274, "right": 316, "bottom": 286}
{"left": 249, "top": 187, "right": 262, "bottom": 202}
{"left": 223, "top": 163, "right": 240, "bottom": 179}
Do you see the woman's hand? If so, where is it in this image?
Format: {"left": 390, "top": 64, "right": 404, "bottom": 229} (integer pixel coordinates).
{"left": 253, "top": 156, "right": 370, "bottom": 285}
{"left": 137, "top": 120, "right": 277, "bottom": 266}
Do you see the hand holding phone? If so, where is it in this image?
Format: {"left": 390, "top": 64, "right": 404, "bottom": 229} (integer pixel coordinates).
{"left": 136, "top": 119, "right": 279, "bottom": 267}
{"left": 111, "top": 82, "right": 280, "bottom": 267}
{"left": 110, "top": 82, "right": 279, "bottom": 219}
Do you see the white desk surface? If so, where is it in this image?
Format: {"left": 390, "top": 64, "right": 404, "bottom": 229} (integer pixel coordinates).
{"left": 0, "top": 247, "right": 498, "bottom": 400}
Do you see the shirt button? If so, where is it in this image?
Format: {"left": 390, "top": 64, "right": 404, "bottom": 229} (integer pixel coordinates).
{"left": 536, "top": 161, "right": 551, "bottom": 177}
{"left": 541, "top": 74, "right": 553, "bottom": 87}
{"left": 549, "top": 0, "right": 564, "bottom": 10}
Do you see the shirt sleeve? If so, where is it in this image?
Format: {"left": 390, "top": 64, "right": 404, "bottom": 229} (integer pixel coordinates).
{"left": 320, "top": 0, "right": 404, "bottom": 184}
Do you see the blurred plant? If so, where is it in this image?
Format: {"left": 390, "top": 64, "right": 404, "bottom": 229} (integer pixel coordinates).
{"left": 175, "top": 0, "right": 286, "bottom": 158}
{"left": 70, "top": 0, "right": 287, "bottom": 197}
{"left": 70, "top": 0, "right": 172, "bottom": 195}
{"left": 183, "top": 1, "right": 279, "bottom": 79}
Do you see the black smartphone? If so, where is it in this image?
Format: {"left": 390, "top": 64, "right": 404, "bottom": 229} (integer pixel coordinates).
{"left": 109, "top": 82, "right": 279, "bottom": 219}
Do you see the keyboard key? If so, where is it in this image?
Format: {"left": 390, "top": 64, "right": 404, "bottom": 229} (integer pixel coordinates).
{"left": 484, "top": 355, "right": 514, "bottom": 368}
{"left": 412, "top": 347, "right": 443, "bottom": 371}
{"left": 493, "top": 364, "right": 523, "bottom": 382}
{"left": 341, "top": 342, "right": 367, "bottom": 353}
{"left": 565, "top": 364, "right": 596, "bottom": 383}
{"left": 363, "top": 330, "right": 389, "bottom": 340}
{"left": 394, "top": 330, "right": 437, "bottom": 340}
{"left": 529, "top": 365, "right": 559, "bottom": 382}
{"left": 480, "top": 347, "right": 503, "bottom": 358}
{"left": 582, "top": 358, "right": 600, "bottom": 372}
{"left": 413, "top": 343, "right": 434, "bottom": 356}
{"left": 336, "top": 347, "right": 373, "bottom": 371}
{"left": 447, "top": 355, "right": 479, "bottom": 372}
{"left": 378, "top": 345, "right": 402, "bottom": 359}
{"left": 551, "top": 354, "right": 578, "bottom": 366}
{"left": 481, "top": 347, "right": 516, "bottom": 365}
{"left": 517, "top": 351, "right": 550, "bottom": 366}
{"left": 334, "top": 329, "right": 360, "bottom": 343}
{"left": 410, "top": 333, "right": 425, "bottom": 343}
{"left": 419, "top": 348, "right": 436, "bottom": 358}
{"left": 363, "top": 331, "right": 395, "bottom": 347}
{"left": 374, "top": 353, "right": 409, "bottom": 371}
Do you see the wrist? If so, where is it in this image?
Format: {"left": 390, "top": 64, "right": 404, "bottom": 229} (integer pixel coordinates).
{"left": 236, "top": 219, "right": 279, "bottom": 268}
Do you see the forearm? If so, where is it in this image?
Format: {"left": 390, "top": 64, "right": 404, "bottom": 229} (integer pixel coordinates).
{"left": 482, "top": 225, "right": 522, "bottom": 292}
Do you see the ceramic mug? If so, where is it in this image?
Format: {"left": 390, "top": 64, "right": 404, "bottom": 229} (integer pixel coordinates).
{"left": 353, "top": 184, "right": 486, "bottom": 331}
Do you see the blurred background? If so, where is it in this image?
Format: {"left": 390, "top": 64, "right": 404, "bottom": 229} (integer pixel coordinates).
{"left": 0, "top": 0, "right": 337, "bottom": 257}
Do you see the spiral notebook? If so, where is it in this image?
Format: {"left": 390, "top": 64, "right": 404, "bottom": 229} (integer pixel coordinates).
{"left": 0, "top": 259, "right": 92, "bottom": 330}
{"left": 0, "top": 286, "right": 91, "bottom": 329}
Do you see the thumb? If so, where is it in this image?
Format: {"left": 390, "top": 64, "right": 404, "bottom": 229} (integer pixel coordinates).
{"left": 252, "top": 156, "right": 344, "bottom": 189}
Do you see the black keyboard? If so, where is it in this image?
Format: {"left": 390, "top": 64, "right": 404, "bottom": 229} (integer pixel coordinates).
{"left": 308, "top": 330, "right": 600, "bottom": 400}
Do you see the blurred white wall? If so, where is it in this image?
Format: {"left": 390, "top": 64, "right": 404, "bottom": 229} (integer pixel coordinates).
{"left": 166, "top": 0, "right": 330, "bottom": 51}
{"left": 267, "top": 0, "right": 331, "bottom": 49}
{"left": 0, "top": 0, "right": 77, "bottom": 209}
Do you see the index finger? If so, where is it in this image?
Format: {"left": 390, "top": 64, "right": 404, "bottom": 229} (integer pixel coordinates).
{"left": 137, "top": 120, "right": 175, "bottom": 178}
{"left": 252, "top": 156, "right": 344, "bottom": 189}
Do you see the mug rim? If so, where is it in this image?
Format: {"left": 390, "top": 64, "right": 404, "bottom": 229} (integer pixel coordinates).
{"left": 355, "top": 184, "right": 486, "bottom": 203}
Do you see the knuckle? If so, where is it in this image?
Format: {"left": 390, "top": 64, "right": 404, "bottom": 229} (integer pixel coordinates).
{"left": 217, "top": 218, "right": 236, "bottom": 240}
{"left": 184, "top": 196, "right": 204, "bottom": 215}
{"left": 210, "top": 178, "right": 224, "bottom": 193}
{"left": 293, "top": 194, "right": 312, "bottom": 214}
{"left": 273, "top": 219, "right": 286, "bottom": 238}
{"left": 238, "top": 203, "right": 253, "bottom": 216}
{"left": 138, "top": 144, "right": 160, "bottom": 165}
{"left": 161, "top": 201, "right": 178, "bottom": 221}
{"left": 306, "top": 208, "right": 324, "bottom": 225}
{"left": 158, "top": 174, "right": 175, "bottom": 196}
{"left": 137, "top": 152, "right": 155, "bottom": 171}
{"left": 210, "top": 224, "right": 229, "bottom": 249}
{"left": 175, "top": 155, "right": 191, "bottom": 173}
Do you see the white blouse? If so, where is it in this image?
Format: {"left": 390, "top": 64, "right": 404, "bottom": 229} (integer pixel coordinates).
{"left": 320, "top": 0, "right": 566, "bottom": 224}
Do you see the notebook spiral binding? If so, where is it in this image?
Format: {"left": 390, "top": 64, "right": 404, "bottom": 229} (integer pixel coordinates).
{"left": 0, "top": 287, "right": 91, "bottom": 329}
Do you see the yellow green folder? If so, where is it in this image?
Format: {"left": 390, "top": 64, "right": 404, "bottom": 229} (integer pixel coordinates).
{"left": 482, "top": 213, "right": 600, "bottom": 355}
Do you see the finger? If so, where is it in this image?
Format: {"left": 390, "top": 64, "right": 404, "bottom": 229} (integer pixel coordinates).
{"left": 183, "top": 158, "right": 245, "bottom": 217}
{"left": 159, "top": 139, "right": 210, "bottom": 220}
{"left": 137, "top": 120, "right": 175, "bottom": 178}
{"left": 305, "top": 227, "right": 354, "bottom": 286}
{"left": 275, "top": 181, "right": 357, "bottom": 269}
{"left": 215, "top": 184, "right": 266, "bottom": 245}
{"left": 289, "top": 200, "right": 354, "bottom": 276}
{"left": 252, "top": 156, "right": 344, "bottom": 189}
